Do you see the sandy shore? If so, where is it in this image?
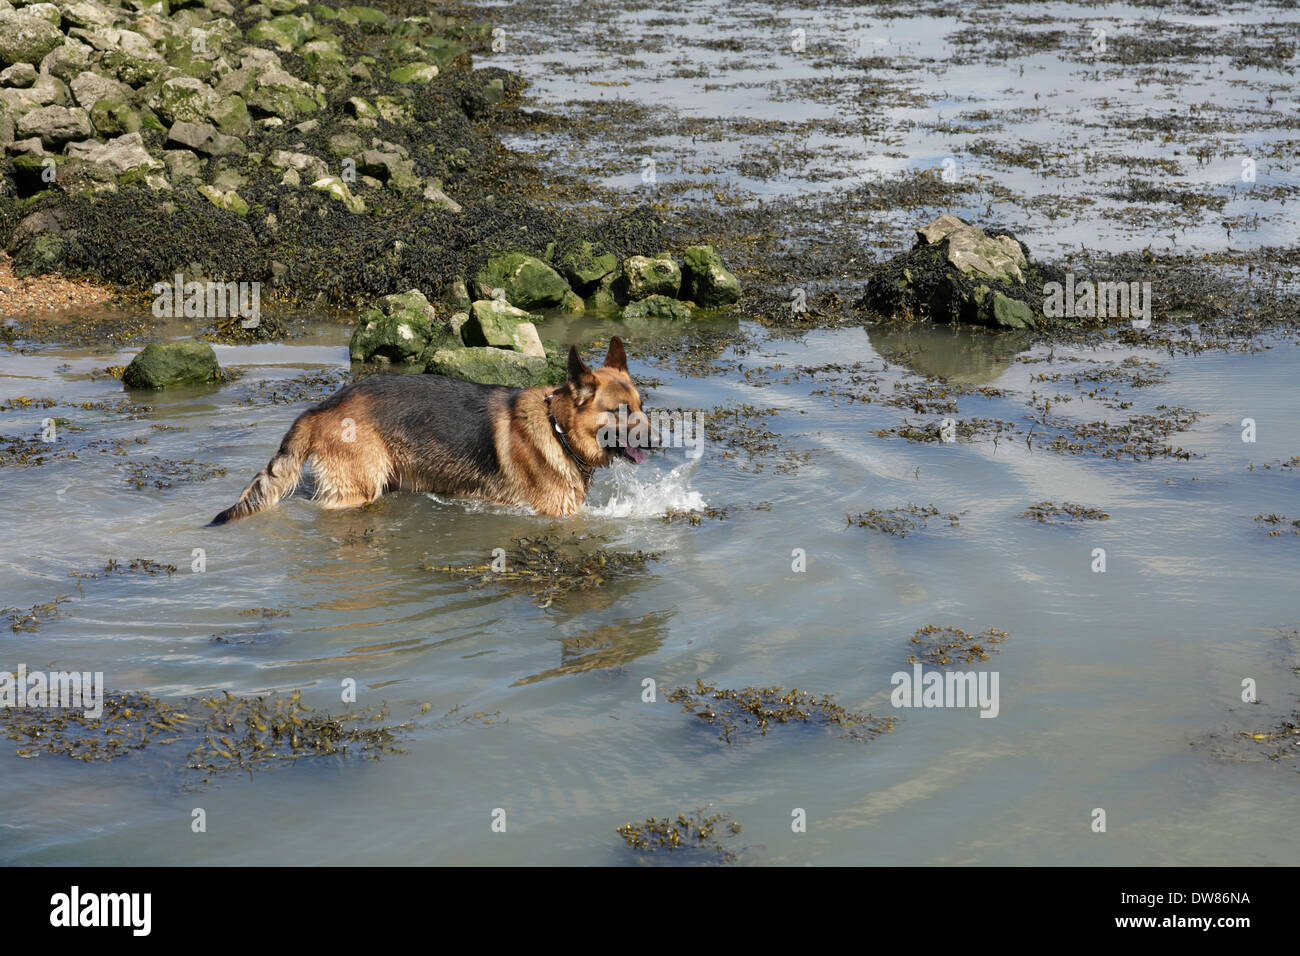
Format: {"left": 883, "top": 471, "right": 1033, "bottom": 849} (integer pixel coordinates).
{"left": 0, "top": 253, "right": 113, "bottom": 320}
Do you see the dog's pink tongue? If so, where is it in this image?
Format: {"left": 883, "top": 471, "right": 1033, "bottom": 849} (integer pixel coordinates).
{"left": 625, "top": 446, "right": 647, "bottom": 463}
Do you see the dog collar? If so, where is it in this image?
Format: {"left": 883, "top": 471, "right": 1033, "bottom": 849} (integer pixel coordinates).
{"left": 545, "top": 393, "right": 594, "bottom": 483}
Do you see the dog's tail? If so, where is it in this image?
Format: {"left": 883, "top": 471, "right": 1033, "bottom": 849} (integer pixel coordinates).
{"left": 207, "top": 413, "right": 312, "bottom": 526}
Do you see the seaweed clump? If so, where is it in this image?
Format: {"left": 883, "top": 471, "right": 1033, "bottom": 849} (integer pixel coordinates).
{"left": 1255, "top": 514, "right": 1300, "bottom": 537}
{"left": 908, "top": 625, "right": 1010, "bottom": 666}
{"left": 1237, "top": 720, "right": 1300, "bottom": 763}
{"left": 70, "top": 558, "right": 177, "bottom": 579}
{"left": 3, "top": 595, "right": 71, "bottom": 633}
{"left": 667, "top": 679, "right": 897, "bottom": 744}
{"left": 426, "top": 534, "right": 661, "bottom": 608}
{"left": 2, "top": 691, "right": 187, "bottom": 761}
{"left": 125, "top": 457, "right": 227, "bottom": 489}
{"left": 0, "top": 688, "right": 408, "bottom": 778}
{"left": 1018, "top": 502, "right": 1110, "bottom": 524}
{"left": 188, "top": 691, "right": 405, "bottom": 774}
{"left": 697, "top": 403, "right": 811, "bottom": 473}
{"left": 616, "top": 809, "right": 744, "bottom": 863}
{"left": 847, "top": 504, "right": 959, "bottom": 537}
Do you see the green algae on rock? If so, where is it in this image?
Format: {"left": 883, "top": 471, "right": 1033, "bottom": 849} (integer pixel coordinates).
{"left": 462, "top": 298, "right": 546, "bottom": 356}
{"left": 423, "top": 345, "right": 557, "bottom": 388}
{"left": 622, "top": 293, "right": 693, "bottom": 321}
{"left": 554, "top": 239, "right": 618, "bottom": 294}
{"left": 679, "top": 244, "right": 740, "bottom": 308}
{"left": 122, "top": 340, "right": 221, "bottom": 389}
{"left": 472, "top": 251, "right": 570, "bottom": 310}
{"left": 348, "top": 288, "right": 453, "bottom": 363}
{"left": 619, "top": 254, "right": 681, "bottom": 300}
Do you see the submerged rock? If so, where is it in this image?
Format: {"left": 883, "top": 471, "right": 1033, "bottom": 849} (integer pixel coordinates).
{"left": 859, "top": 215, "right": 1043, "bottom": 329}
{"left": 122, "top": 341, "right": 221, "bottom": 389}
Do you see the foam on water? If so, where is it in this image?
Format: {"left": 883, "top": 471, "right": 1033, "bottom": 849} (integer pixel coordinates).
{"left": 417, "top": 458, "right": 706, "bottom": 519}
{"left": 587, "top": 458, "right": 707, "bottom": 518}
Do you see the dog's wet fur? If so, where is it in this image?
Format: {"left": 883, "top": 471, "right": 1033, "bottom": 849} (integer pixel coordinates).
{"left": 208, "top": 338, "right": 650, "bottom": 524}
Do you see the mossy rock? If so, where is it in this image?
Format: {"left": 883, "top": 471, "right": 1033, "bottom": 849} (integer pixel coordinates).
{"left": 680, "top": 245, "right": 740, "bottom": 308}
{"left": 472, "top": 252, "right": 571, "bottom": 310}
{"left": 463, "top": 299, "right": 546, "bottom": 356}
{"left": 390, "top": 62, "right": 439, "bottom": 83}
{"left": 89, "top": 99, "right": 142, "bottom": 137}
{"left": 100, "top": 51, "right": 166, "bottom": 88}
{"left": 197, "top": 184, "right": 249, "bottom": 215}
{"left": 247, "top": 14, "right": 316, "bottom": 52}
{"left": 555, "top": 240, "right": 618, "bottom": 295}
{"left": 0, "top": 11, "right": 64, "bottom": 68}
{"left": 210, "top": 94, "right": 251, "bottom": 137}
{"left": 620, "top": 254, "right": 681, "bottom": 300}
{"left": 584, "top": 271, "right": 622, "bottom": 313}
{"left": 344, "top": 5, "right": 390, "bottom": 29}
{"left": 12, "top": 233, "right": 66, "bottom": 275}
{"left": 975, "top": 286, "right": 1035, "bottom": 329}
{"left": 424, "top": 346, "right": 559, "bottom": 389}
{"left": 623, "top": 294, "right": 694, "bottom": 321}
{"left": 349, "top": 289, "right": 454, "bottom": 363}
{"left": 122, "top": 341, "right": 222, "bottom": 389}
{"left": 146, "top": 76, "right": 221, "bottom": 126}
{"left": 310, "top": 175, "right": 365, "bottom": 214}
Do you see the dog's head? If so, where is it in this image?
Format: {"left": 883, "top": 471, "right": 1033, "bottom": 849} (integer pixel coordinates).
{"left": 549, "top": 337, "right": 650, "bottom": 468}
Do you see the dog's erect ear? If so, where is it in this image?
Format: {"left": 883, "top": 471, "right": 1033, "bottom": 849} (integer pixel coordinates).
{"left": 567, "top": 345, "right": 599, "bottom": 405}
{"left": 602, "top": 336, "right": 628, "bottom": 373}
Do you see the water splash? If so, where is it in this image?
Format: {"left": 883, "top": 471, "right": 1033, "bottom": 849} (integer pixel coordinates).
{"left": 420, "top": 459, "right": 706, "bottom": 518}
{"left": 587, "top": 459, "right": 707, "bottom": 518}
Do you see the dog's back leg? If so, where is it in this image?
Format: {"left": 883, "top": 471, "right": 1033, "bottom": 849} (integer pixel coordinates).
{"left": 302, "top": 395, "right": 394, "bottom": 510}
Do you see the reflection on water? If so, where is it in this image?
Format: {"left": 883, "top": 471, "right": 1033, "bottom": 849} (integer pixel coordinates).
{"left": 869, "top": 324, "right": 1035, "bottom": 384}
{"left": 513, "top": 610, "right": 674, "bottom": 686}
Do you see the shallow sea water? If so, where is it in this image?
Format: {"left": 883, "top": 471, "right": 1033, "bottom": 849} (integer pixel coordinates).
{"left": 2, "top": 0, "right": 1298, "bottom": 865}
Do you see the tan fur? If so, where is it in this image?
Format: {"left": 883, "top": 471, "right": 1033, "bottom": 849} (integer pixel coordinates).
{"left": 303, "top": 394, "right": 394, "bottom": 509}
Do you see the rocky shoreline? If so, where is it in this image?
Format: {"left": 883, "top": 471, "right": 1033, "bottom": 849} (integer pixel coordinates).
{"left": 0, "top": 0, "right": 751, "bottom": 386}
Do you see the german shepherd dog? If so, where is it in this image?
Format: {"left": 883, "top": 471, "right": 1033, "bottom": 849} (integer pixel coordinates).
{"left": 208, "top": 337, "right": 650, "bottom": 525}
